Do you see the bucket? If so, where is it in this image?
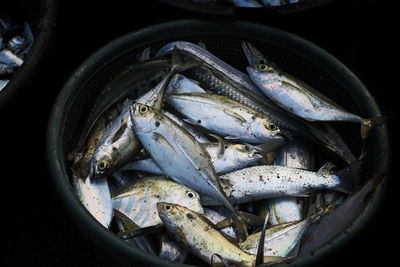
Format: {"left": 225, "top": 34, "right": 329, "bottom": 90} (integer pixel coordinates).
{"left": 0, "top": 0, "right": 57, "bottom": 111}
{"left": 46, "top": 19, "right": 389, "bottom": 266}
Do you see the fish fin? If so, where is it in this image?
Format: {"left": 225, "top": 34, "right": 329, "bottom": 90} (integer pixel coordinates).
{"left": 255, "top": 211, "right": 269, "bottom": 266}
{"left": 233, "top": 214, "right": 248, "bottom": 243}
{"left": 138, "top": 47, "right": 151, "bottom": 62}
{"left": 211, "top": 254, "right": 230, "bottom": 267}
{"left": 197, "top": 40, "right": 207, "bottom": 50}
{"left": 361, "top": 116, "right": 388, "bottom": 139}
{"left": 215, "top": 107, "right": 248, "bottom": 125}
{"left": 215, "top": 217, "right": 233, "bottom": 229}
{"left": 224, "top": 135, "right": 240, "bottom": 140}
{"left": 182, "top": 118, "right": 199, "bottom": 125}
{"left": 209, "top": 134, "right": 225, "bottom": 159}
{"left": 332, "top": 161, "right": 360, "bottom": 194}
{"left": 152, "top": 132, "right": 177, "bottom": 154}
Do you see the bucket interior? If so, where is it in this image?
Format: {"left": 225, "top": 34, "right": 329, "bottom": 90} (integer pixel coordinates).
{"left": 52, "top": 20, "right": 388, "bottom": 266}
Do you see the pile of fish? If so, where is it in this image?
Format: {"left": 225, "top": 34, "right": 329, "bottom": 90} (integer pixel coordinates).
{"left": 0, "top": 16, "right": 34, "bottom": 91}
{"left": 191, "top": 0, "right": 300, "bottom": 8}
{"left": 69, "top": 40, "right": 385, "bottom": 266}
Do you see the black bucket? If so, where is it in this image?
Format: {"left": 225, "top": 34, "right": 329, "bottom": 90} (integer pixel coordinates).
{"left": 0, "top": 0, "right": 57, "bottom": 111}
{"left": 46, "top": 19, "right": 389, "bottom": 266}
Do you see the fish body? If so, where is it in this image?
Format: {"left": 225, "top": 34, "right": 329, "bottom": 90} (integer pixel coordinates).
{"left": 111, "top": 177, "right": 203, "bottom": 228}
{"left": 73, "top": 175, "right": 113, "bottom": 228}
{"left": 162, "top": 110, "right": 211, "bottom": 143}
{"left": 157, "top": 202, "right": 282, "bottom": 266}
{"left": 167, "top": 93, "right": 282, "bottom": 143}
{"left": 239, "top": 220, "right": 309, "bottom": 257}
{"left": 121, "top": 142, "right": 262, "bottom": 175}
{"left": 202, "top": 165, "right": 341, "bottom": 205}
{"left": 243, "top": 42, "right": 375, "bottom": 138}
{"left": 155, "top": 41, "right": 266, "bottom": 99}
{"left": 129, "top": 103, "right": 247, "bottom": 240}
{"left": 268, "top": 141, "right": 314, "bottom": 225}
{"left": 166, "top": 73, "right": 206, "bottom": 94}
{"left": 91, "top": 69, "right": 173, "bottom": 179}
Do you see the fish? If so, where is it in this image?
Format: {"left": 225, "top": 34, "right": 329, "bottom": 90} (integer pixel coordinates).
{"left": 162, "top": 110, "right": 211, "bottom": 143}
{"left": 120, "top": 141, "right": 264, "bottom": 175}
{"left": 203, "top": 208, "right": 236, "bottom": 239}
{"left": 239, "top": 220, "right": 309, "bottom": 257}
{"left": 157, "top": 202, "right": 284, "bottom": 266}
{"left": 267, "top": 141, "right": 314, "bottom": 225}
{"left": 166, "top": 92, "right": 283, "bottom": 144}
{"left": 70, "top": 108, "right": 119, "bottom": 227}
{"left": 166, "top": 73, "right": 207, "bottom": 94}
{"left": 111, "top": 176, "right": 204, "bottom": 228}
{"left": 201, "top": 163, "right": 355, "bottom": 205}
{"left": 181, "top": 42, "right": 358, "bottom": 165}
{"left": 243, "top": 41, "right": 382, "bottom": 139}
{"left": 90, "top": 101, "right": 141, "bottom": 179}
{"left": 129, "top": 103, "right": 248, "bottom": 241}
{"left": 90, "top": 49, "right": 195, "bottom": 179}
{"left": 72, "top": 174, "right": 113, "bottom": 228}
{"left": 155, "top": 41, "right": 267, "bottom": 100}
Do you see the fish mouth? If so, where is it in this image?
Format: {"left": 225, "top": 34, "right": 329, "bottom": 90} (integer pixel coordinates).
{"left": 241, "top": 41, "right": 260, "bottom": 66}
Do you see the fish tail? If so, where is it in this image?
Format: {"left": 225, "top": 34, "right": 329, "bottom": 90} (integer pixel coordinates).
{"left": 333, "top": 161, "right": 361, "bottom": 194}
{"left": 361, "top": 116, "right": 388, "bottom": 139}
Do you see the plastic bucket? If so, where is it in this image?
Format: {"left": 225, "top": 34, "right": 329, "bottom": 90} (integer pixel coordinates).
{"left": 46, "top": 19, "right": 389, "bottom": 266}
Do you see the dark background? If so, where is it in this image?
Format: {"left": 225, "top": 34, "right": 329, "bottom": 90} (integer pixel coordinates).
{"left": 2, "top": 0, "right": 395, "bottom": 266}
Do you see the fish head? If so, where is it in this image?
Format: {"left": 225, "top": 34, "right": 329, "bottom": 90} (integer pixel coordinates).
{"left": 167, "top": 185, "right": 204, "bottom": 215}
{"left": 129, "top": 103, "right": 161, "bottom": 134}
{"left": 234, "top": 144, "right": 263, "bottom": 161}
{"left": 241, "top": 41, "right": 269, "bottom": 67}
{"left": 250, "top": 115, "right": 283, "bottom": 143}
{"left": 90, "top": 150, "right": 114, "bottom": 179}
{"left": 157, "top": 202, "right": 186, "bottom": 231}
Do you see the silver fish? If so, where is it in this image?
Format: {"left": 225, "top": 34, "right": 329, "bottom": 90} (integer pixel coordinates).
{"left": 166, "top": 92, "right": 283, "bottom": 144}
{"left": 129, "top": 103, "right": 248, "bottom": 241}
{"left": 157, "top": 202, "right": 283, "bottom": 266}
{"left": 111, "top": 176, "right": 203, "bottom": 228}
{"left": 268, "top": 141, "right": 314, "bottom": 225}
{"left": 90, "top": 66, "right": 175, "bottom": 179}
{"left": 166, "top": 73, "right": 206, "bottom": 94}
{"left": 239, "top": 220, "right": 309, "bottom": 257}
{"left": 155, "top": 41, "right": 267, "bottom": 99}
{"left": 162, "top": 110, "right": 211, "bottom": 143}
{"left": 243, "top": 42, "right": 378, "bottom": 139}
{"left": 73, "top": 174, "right": 112, "bottom": 228}
{"left": 201, "top": 164, "right": 345, "bottom": 205}
{"left": 120, "top": 141, "right": 263, "bottom": 175}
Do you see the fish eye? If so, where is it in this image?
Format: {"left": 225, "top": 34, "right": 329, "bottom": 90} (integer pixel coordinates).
{"left": 265, "top": 121, "right": 278, "bottom": 131}
{"left": 138, "top": 105, "right": 149, "bottom": 114}
{"left": 165, "top": 205, "right": 172, "bottom": 211}
{"left": 97, "top": 160, "right": 108, "bottom": 172}
{"left": 258, "top": 64, "right": 269, "bottom": 72}
{"left": 186, "top": 192, "right": 195, "bottom": 199}
{"left": 243, "top": 145, "right": 252, "bottom": 151}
